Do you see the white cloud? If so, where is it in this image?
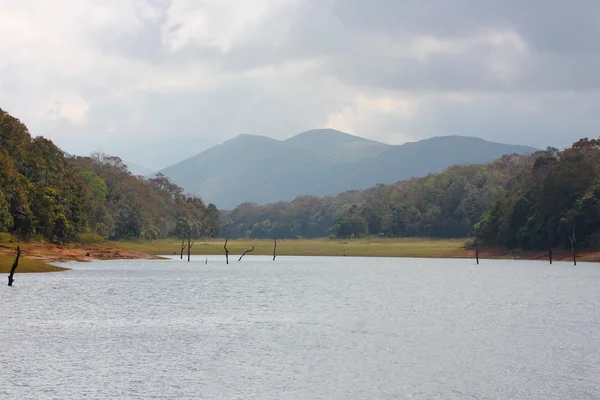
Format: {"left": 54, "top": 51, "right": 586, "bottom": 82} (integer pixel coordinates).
{"left": 0, "top": 0, "right": 599, "bottom": 169}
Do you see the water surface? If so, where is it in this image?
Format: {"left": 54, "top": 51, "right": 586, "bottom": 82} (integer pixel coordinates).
{"left": 1, "top": 256, "right": 599, "bottom": 399}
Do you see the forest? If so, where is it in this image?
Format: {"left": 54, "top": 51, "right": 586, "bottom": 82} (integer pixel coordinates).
{"left": 220, "top": 153, "right": 533, "bottom": 240}
{"left": 223, "top": 138, "right": 600, "bottom": 251}
{"left": 476, "top": 139, "right": 600, "bottom": 250}
{"left": 0, "top": 108, "right": 219, "bottom": 243}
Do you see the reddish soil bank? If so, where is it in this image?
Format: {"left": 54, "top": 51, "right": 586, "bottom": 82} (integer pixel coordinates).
{"left": 0, "top": 242, "right": 159, "bottom": 263}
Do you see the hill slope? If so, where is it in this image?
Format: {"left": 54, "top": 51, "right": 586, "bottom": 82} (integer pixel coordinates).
{"left": 160, "top": 134, "right": 339, "bottom": 207}
{"left": 321, "top": 136, "right": 538, "bottom": 195}
{"left": 284, "top": 128, "right": 390, "bottom": 162}
{"left": 160, "top": 130, "right": 537, "bottom": 209}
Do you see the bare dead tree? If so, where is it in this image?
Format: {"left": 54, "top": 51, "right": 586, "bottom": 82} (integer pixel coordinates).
{"left": 180, "top": 237, "right": 186, "bottom": 260}
{"left": 548, "top": 221, "right": 553, "bottom": 265}
{"left": 238, "top": 246, "right": 255, "bottom": 261}
{"left": 8, "top": 246, "right": 21, "bottom": 287}
{"left": 273, "top": 237, "right": 277, "bottom": 261}
{"left": 187, "top": 232, "right": 194, "bottom": 262}
{"left": 475, "top": 241, "right": 479, "bottom": 265}
{"left": 569, "top": 225, "right": 577, "bottom": 266}
{"left": 224, "top": 238, "right": 229, "bottom": 264}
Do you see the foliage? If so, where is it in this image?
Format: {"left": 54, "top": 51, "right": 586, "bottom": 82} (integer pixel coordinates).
{"left": 0, "top": 108, "right": 220, "bottom": 243}
{"left": 221, "top": 154, "right": 532, "bottom": 239}
{"left": 332, "top": 206, "right": 369, "bottom": 238}
{"left": 0, "top": 108, "right": 92, "bottom": 242}
{"left": 69, "top": 155, "right": 221, "bottom": 241}
{"left": 475, "top": 142, "right": 600, "bottom": 249}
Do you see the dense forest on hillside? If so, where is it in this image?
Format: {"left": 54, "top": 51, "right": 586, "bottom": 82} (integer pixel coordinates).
{"left": 221, "top": 153, "right": 534, "bottom": 239}
{"left": 476, "top": 139, "right": 600, "bottom": 250}
{"left": 0, "top": 108, "right": 219, "bottom": 242}
{"left": 222, "top": 137, "right": 600, "bottom": 252}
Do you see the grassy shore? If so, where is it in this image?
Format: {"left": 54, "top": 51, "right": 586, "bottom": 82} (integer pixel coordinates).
{"left": 114, "top": 238, "right": 600, "bottom": 262}
{"left": 0, "top": 253, "right": 68, "bottom": 273}
{"left": 2, "top": 237, "right": 598, "bottom": 274}
{"left": 114, "top": 237, "right": 468, "bottom": 258}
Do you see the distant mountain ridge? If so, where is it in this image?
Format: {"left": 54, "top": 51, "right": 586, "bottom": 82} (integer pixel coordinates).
{"left": 160, "top": 130, "right": 537, "bottom": 209}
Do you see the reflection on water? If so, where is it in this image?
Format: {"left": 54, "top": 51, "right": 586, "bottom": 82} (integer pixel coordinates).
{"left": 1, "top": 256, "right": 599, "bottom": 399}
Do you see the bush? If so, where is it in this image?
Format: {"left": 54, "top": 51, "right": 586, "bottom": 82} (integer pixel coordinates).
{"left": 76, "top": 232, "right": 105, "bottom": 244}
{"left": 141, "top": 225, "right": 161, "bottom": 241}
{"left": 0, "top": 232, "right": 12, "bottom": 243}
{"left": 463, "top": 238, "right": 476, "bottom": 249}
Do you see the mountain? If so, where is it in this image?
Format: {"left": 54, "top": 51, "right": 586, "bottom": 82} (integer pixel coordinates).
{"left": 160, "top": 134, "right": 338, "bottom": 207}
{"left": 318, "top": 135, "right": 538, "bottom": 195}
{"left": 160, "top": 130, "right": 537, "bottom": 209}
{"left": 284, "top": 128, "right": 390, "bottom": 162}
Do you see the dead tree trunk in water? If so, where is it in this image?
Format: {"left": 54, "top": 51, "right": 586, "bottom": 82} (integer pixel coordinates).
{"left": 569, "top": 226, "right": 577, "bottom": 266}
{"left": 180, "top": 237, "right": 185, "bottom": 260}
{"left": 8, "top": 246, "right": 21, "bottom": 287}
{"left": 187, "top": 232, "right": 194, "bottom": 262}
{"left": 224, "top": 239, "right": 229, "bottom": 264}
{"left": 548, "top": 221, "right": 553, "bottom": 265}
{"left": 273, "top": 237, "right": 277, "bottom": 261}
{"left": 475, "top": 242, "right": 479, "bottom": 265}
{"left": 512, "top": 251, "right": 517, "bottom": 260}
{"left": 238, "top": 246, "right": 255, "bottom": 261}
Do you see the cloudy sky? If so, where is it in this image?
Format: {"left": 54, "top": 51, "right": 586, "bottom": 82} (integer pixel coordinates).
{"left": 1, "top": 0, "right": 599, "bottom": 169}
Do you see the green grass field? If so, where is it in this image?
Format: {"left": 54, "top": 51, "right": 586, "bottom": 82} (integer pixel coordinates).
{"left": 114, "top": 237, "right": 467, "bottom": 258}
{"left": 0, "top": 255, "right": 68, "bottom": 273}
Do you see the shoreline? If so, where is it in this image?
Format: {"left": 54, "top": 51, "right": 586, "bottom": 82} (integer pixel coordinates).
{"left": 1, "top": 238, "right": 598, "bottom": 273}
{"left": 0, "top": 242, "right": 162, "bottom": 273}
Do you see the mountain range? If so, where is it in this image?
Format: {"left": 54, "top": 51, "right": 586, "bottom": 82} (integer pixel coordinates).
{"left": 159, "top": 129, "right": 537, "bottom": 209}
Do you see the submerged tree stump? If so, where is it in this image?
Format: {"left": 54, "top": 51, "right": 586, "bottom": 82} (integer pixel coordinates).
{"left": 180, "top": 238, "right": 186, "bottom": 260}
{"left": 8, "top": 246, "right": 21, "bottom": 287}
{"left": 224, "top": 239, "right": 229, "bottom": 264}
{"left": 569, "top": 226, "right": 577, "bottom": 266}
{"left": 187, "top": 232, "right": 194, "bottom": 262}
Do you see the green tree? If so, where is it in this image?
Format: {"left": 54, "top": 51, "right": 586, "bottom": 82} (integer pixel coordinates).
{"left": 332, "top": 213, "right": 369, "bottom": 238}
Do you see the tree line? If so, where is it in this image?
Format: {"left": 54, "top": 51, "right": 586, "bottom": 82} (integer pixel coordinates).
{"left": 476, "top": 139, "right": 600, "bottom": 250}
{"left": 223, "top": 137, "right": 600, "bottom": 252}
{"left": 221, "top": 153, "right": 534, "bottom": 239}
{"left": 0, "top": 108, "right": 219, "bottom": 243}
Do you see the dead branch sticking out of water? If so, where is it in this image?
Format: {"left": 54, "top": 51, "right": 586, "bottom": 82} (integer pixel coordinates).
{"left": 238, "top": 246, "right": 255, "bottom": 262}
{"left": 273, "top": 237, "right": 277, "bottom": 261}
{"left": 224, "top": 239, "right": 229, "bottom": 264}
{"left": 8, "top": 246, "right": 21, "bottom": 287}
{"left": 187, "top": 233, "right": 194, "bottom": 262}
{"left": 569, "top": 226, "right": 577, "bottom": 266}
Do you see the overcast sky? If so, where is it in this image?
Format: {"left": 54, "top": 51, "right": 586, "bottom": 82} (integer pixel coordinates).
{"left": 1, "top": 0, "right": 599, "bottom": 169}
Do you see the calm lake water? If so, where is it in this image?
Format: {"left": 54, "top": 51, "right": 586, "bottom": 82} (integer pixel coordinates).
{"left": 1, "top": 256, "right": 599, "bottom": 399}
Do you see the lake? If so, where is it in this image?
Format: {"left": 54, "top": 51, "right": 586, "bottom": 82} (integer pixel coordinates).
{"left": 1, "top": 256, "right": 599, "bottom": 399}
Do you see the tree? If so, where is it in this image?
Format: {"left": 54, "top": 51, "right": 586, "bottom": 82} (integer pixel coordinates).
{"left": 332, "top": 213, "right": 369, "bottom": 239}
{"left": 0, "top": 189, "right": 13, "bottom": 232}
{"left": 113, "top": 194, "right": 143, "bottom": 239}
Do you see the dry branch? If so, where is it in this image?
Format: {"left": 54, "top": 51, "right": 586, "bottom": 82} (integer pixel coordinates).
{"left": 187, "top": 232, "right": 194, "bottom": 262}
{"left": 180, "top": 237, "right": 186, "bottom": 260}
{"left": 238, "top": 246, "right": 255, "bottom": 261}
{"left": 224, "top": 238, "right": 229, "bottom": 264}
{"left": 273, "top": 237, "right": 277, "bottom": 261}
{"left": 8, "top": 246, "right": 21, "bottom": 287}
{"left": 548, "top": 221, "right": 553, "bottom": 265}
{"left": 569, "top": 226, "right": 577, "bottom": 266}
